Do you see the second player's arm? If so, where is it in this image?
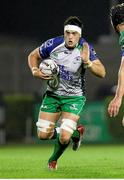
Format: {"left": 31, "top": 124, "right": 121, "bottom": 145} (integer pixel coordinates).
{"left": 108, "top": 57, "right": 124, "bottom": 117}
{"left": 114, "top": 57, "right": 124, "bottom": 100}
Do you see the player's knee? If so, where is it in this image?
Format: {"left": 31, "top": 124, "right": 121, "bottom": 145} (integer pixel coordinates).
{"left": 60, "top": 118, "right": 77, "bottom": 134}
{"left": 59, "top": 134, "right": 70, "bottom": 144}
{"left": 36, "top": 119, "right": 55, "bottom": 140}
{"left": 37, "top": 131, "right": 50, "bottom": 140}
{"left": 60, "top": 118, "right": 77, "bottom": 144}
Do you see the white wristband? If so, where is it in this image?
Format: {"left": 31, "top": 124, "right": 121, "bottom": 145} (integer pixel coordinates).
{"left": 31, "top": 67, "right": 39, "bottom": 75}
{"left": 32, "top": 67, "right": 38, "bottom": 71}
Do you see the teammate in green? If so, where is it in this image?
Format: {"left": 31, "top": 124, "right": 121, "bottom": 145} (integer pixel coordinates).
{"left": 28, "top": 16, "right": 106, "bottom": 170}
{"left": 108, "top": 4, "right": 124, "bottom": 125}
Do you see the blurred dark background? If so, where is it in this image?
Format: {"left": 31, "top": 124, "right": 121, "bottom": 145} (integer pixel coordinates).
{"left": 0, "top": 0, "right": 117, "bottom": 96}
{"left": 0, "top": 0, "right": 124, "bottom": 144}
{"left": 1, "top": 0, "right": 109, "bottom": 41}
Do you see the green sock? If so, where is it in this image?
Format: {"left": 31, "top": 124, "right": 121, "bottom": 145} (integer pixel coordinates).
{"left": 71, "top": 129, "right": 80, "bottom": 139}
{"left": 48, "top": 136, "right": 70, "bottom": 162}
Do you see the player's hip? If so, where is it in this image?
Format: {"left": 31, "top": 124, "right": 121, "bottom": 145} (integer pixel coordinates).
{"left": 40, "top": 91, "right": 86, "bottom": 115}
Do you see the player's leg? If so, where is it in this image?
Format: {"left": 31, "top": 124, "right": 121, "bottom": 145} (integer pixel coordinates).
{"left": 52, "top": 124, "right": 85, "bottom": 151}
{"left": 48, "top": 113, "right": 78, "bottom": 170}
{"left": 71, "top": 124, "right": 85, "bottom": 150}
{"left": 49, "top": 95, "right": 86, "bottom": 145}
{"left": 36, "top": 111, "right": 61, "bottom": 140}
{"left": 36, "top": 92, "right": 61, "bottom": 140}
{"left": 37, "top": 111, "right": 61, "bottom": 170}
{"left": 62, "top": 96, "right": 86, "bottom": 151}
{"left": 51, "top": 123, "right": 85, "bottom": 145}
{"left": 48, "top": 95, "right": 86, "bottom": 170}
{"left": 36, "top": 93, "right": 63, "bottom": 170}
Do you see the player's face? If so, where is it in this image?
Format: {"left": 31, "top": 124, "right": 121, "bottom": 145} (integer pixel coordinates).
{"left": 64, "top": 30, "right": 81, "bottom": 48}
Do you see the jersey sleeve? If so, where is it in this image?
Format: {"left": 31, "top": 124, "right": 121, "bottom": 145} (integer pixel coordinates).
{"left": 79, "top": 38, "right": 98, "bottom": 61}
{"left": 39, "top": 36, "right": 64, "bottom": 59}
{"left": 89, "top": 44, "right": 98, "bottom": 61}
{"left": 39, "top": 38, "right": 54, "bottom": 59}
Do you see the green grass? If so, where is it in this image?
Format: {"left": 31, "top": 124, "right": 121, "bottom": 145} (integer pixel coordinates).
{"left": 0, "top": 143, "right": 124, "bottom": 178}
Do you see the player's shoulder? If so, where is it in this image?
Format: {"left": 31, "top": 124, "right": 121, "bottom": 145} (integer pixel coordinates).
{"left": 39, "top": 36, "right": 64, "bottom": 59}
{"left": 44, "top": 36, "right": 64, "bottom": 47}
{"left": 79, "top": 38, "right": 95, "bottom": 50}
{"left": 52, "top": 35, "right": 64, "bottom": 43}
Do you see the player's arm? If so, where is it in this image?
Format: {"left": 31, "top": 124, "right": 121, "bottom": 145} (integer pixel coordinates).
{"left": 80, "top": 42, "right": 106, "bottom": 78}
{"left": 108, "top": 58, "right": 124, "bottom": 117}
{"left": 86, "top": 59, "right": 105, "bottom": 78}
{"left": 114, "top": 24, "right": 124, "bottom": 100}
{"left": 108, "top": 23, "right": 124, "bottom": 117}
{"left": 115, "top": 57, "right": 124, "bottom": 99}
{"left": 28, "top": 47, "right": 51, "bottom": 79}
{"left": 115, "top": 24, "right": 124, "bottom": 99}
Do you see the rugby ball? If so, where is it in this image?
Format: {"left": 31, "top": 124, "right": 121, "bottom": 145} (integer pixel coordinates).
{"left": 39, "top": 59, "right": 59, "bottom": 76}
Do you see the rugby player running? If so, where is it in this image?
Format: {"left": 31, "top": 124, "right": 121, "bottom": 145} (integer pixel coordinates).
{"left": 28, "top": 16, "right": 106, "bottom": 170}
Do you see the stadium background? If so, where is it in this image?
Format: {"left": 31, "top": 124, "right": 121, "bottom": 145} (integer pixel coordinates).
{"left": 0, "top": 0, "right": 124, "bottom": 144}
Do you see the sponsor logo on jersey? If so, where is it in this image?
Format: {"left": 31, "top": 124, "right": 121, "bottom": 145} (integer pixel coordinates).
{"left": 59, "top": 65, "right": 73, "bottom": 81}
{"left": 70, "top": 104, "right": 78, "bottom": 110}
{"left": 44, "top": 39, "right": 54, "bottom": 48}
{"left": 41, "top": 105, "right": 48, "bottom": 109}
{"left": 51, "top": 52, "right": 58, "bottom": 58}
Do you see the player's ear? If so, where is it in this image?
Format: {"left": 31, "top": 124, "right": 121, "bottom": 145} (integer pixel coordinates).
{"left": 117, "top": 23, "right": 124, "bottom": 33}
{"left": 116, "top": 25, "right": 119, "bottom": 33}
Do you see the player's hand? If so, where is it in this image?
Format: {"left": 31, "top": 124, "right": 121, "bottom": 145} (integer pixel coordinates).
{"left": 31, "top": 67, "right": 52, "bottom": 80}
{"left": 108, "top": 97, "right": 122, "bottom": 117}
{"left": 80, "top": 42, "right": 92, "bottom": 68}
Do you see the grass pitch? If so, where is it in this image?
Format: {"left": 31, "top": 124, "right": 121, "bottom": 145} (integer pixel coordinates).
{"left": 0, "top": 143, "right": 124, "bottom": 178}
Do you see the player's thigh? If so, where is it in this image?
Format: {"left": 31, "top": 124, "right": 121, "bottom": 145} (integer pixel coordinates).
{"left": 59, "top": 112, "right": 79, "bottom": 143}
{"left": 37, "top": 112, "right": 61, "bottom": 139}
{"left": 39, "top": 92, "right": 61, "bottom": 121}
{"left": 38, "top": 110, "right": 61, "bottom": 131}
{"left": 59, "top": 95, "right": 86, "bottom": 142}
{"left": 37, "top": 93, "right": 61, "bottom": 137}
{"left": 39, "top": 111, "right": 61, "bottom": 122}
{"left": 61, "top": 111, "right": 79, "bottom": 122}
{"left": 39, "top": 92, "right": 61, "bottom": 114}
{"left": 61, "top": 96, "right": 86, "bottom": 119}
